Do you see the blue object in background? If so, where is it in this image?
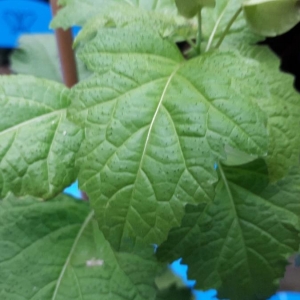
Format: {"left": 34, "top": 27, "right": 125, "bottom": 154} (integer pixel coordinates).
{"left": 0, "top": 0, "right": 80, "bottom": 47}
{"left": 170, "top": 259, "right": 300, "bottom": 300}
{"left": 0, "top": 0, "right": 53, "bottom": 47}
{"left": 170, "top": 259, "right": 218, "bottom": 300}
{"left": 270, "top": 293, "right": 300, "bottom": 300}
{"left": 64, "top": 181, "right": 82, "bottom": 199}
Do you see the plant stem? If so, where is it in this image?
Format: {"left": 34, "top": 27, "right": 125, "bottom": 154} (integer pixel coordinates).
{"left": 196, "top": 9, "right": 202, "bottom": 54}
{"left": 50, "top": 0, "right": 78, "bottom": 88}
{"left": 215, "top": 7, "right": 242, "bottom": 49}
{"left": 205, "top": 7, "right": 226, "bottom": 52}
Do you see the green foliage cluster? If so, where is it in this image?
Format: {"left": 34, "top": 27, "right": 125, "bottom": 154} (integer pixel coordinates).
{"left": 1, "top": 0, "right": 300, "bottom": 299}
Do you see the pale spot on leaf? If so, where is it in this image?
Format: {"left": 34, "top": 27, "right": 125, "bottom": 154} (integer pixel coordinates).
{"left": 86, "top": 258, "right": 104, "bottom": 267}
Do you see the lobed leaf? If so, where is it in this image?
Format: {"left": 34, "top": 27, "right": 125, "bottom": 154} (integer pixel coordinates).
{"left": 158, "top": 161, "right": 300, "bottom": 300}
{"left": 0, "top": 76, "right": 83, "bottom": 199}
{"left": 69, "top": 26, "right": 268, "bottom": 250}
{"left": 0, "top": 193, "right": 162, "bottom": 300}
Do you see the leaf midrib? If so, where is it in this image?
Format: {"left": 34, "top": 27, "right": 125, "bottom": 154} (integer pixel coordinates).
{"left": 118, "top": 64, "right": 182, "bottom": 249}
{"left": 205, "top": 0, "right": 232, "bottom": 51}
{"left": 51, "top": 211, "right": 94, "bottom": 300}
{"left": 140, "top": 65, "right": 181, "bottom": 163}
{"left": 218, "top": 163, "right": 252, "bottom": 286}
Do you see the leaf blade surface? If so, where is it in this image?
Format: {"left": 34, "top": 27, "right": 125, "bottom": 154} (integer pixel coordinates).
{"left": 243, "top": 0, "right": 300, "bottom": 36}
{"left": 0, "top": 193, "right": 161, "bottom": 300}
{"left": 158, "top": 161, "right": 300, "bottom": 300}
{"left": 70, "top": 26, "right": 268, "bottom": 250}
{"left": 219, "top": 41, "right": 300, "bottom": 179}
{"left": 0, "top": 75, "right": 83, "bottom": 198}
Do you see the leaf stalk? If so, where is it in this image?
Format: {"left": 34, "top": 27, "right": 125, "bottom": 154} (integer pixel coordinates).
{"left": 215, "top": 7, "right": 242, "bottom": 49}
{"left": 196, "top": 9, "right": 203, "bottom": 54}
{"left": 50, "top": 0, "right": 78, "bottom": 87}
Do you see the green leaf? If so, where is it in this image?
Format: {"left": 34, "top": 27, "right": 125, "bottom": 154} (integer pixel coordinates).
{"left": 222, "top": 158, "right": 269, "bottom": 193}
{"left": 73, "top": 5, "right": 196, "bottom": 48}
{"left": 158, "top": 161, "right": 300, "bottom": 300}
{"left": 223, "top": 145, "right": 258, "bottom": 166}
{"left": 175, "top": 0, "right": 215, "bottom": 18}
{"left": 69, "top": 26, "right": 268, "bottom": 250}
{"left": 155, "top": 268, "right": 187, "bottom": 290}
{"left": 156, "top": 286, "right": 194, "bottom": 300}
{"left": 155, "top": 268, "right": 194, "bottom": 300}
{"left": 202, "top": 0, "right": 247, "bottom": 51}
{"left": 200, "top": 0, "right": 216, "bottom": 7}
{"left": 243, "top": 0, "right": 300, "bottom": 37}
{"left": 211, "top": 3, "right": 300, "bottom": 179}
{"left": 222, "top": 44, "right": 300, "bottom": 179}
{"left": 0, "top": 75, "right": 83, "bottom": 199}
{"left": 11, "top": 34, "right": 62, "bottom": 82}
{"left": 10, "top": 34, "right": 91, "bottom": 82}
{"left": 52, "top": 2, "right": 196, "bottom": 48}
{"left": 51, "top": 0, "right": 178, "bottom": 29}
{"left": 0, "top": 193, "right": 162, "bottom": 300}
{"left": 251, "top": 48, "right": 300, "bottom": 180}
{"left": 200, "top": 0, "right": 266, "bottom": 52}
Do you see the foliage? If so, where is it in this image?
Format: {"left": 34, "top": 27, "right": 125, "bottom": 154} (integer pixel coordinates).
{"left": 11, "top": 34, "right": 91, "bottom": 82}
{"left": 175, "top": 0, "right": 216, "bottom": 18}
{"left": 155, "top": 268, "right": 194, "bottom": 300}
{"left": 243, "top": 0, "right": 300, "bottom": 36}
{"left": 0, "top": 193, "right": 162, "bottom": 300}
{"left": 0, "top": 76, "right": 82, "bottom": 199}
{"left": 0, "top": 0, "right": 300, "bottom": 299}
{"left": 158, "top": 161, "right": 300, "bottom": 299}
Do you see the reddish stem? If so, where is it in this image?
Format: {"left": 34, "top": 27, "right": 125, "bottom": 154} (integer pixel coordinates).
{"left": 50, "top": 0, "right": 78, "bottom": 87}
{"left": 50, "top": 0, "right": 89, "bottom": 201}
